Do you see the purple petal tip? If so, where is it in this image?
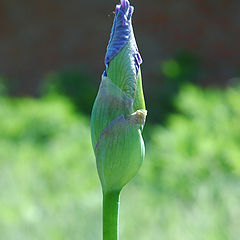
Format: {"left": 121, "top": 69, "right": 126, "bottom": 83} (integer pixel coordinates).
{"left": 121, "top": 0, "right": 129, "bottom": 9}
{"left": 115, "top": 5, "right": 120, "bottom": 14}
{"left": 104, "top": 0, "right": 142, "bottom": 76}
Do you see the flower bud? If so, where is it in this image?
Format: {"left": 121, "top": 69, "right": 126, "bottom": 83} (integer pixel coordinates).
{"left": 91, "top": 0, "right": 147, "bottom": 193}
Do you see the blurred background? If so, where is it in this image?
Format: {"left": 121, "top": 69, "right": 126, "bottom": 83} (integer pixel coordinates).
{"left": 0, "top": 0, "right": 240, "bottom": 239}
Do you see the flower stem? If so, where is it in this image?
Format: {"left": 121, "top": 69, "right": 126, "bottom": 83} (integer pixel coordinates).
{"left": 103, "top": 190, "right": 121, "bottom": 240}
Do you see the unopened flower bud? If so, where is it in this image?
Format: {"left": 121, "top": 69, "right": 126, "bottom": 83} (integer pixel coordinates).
{"left": 91, "top": 0, "right": 147, "bottom": 193}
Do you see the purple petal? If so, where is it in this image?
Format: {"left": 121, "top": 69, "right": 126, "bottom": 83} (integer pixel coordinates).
{"left": 104, "top": 0, "right": 142, "bottom": 76}
{"left": 121, "top": 0, "right": 129, "bottom": 10}
{"left": 115, "top": 4, "right": 120, "bottom": 14}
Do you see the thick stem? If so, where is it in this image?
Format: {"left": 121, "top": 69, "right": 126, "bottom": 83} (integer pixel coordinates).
{"left": 103, "top": 190, "right": 121, "bottom": 240}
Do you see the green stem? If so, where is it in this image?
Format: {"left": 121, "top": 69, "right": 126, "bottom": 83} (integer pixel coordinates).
{"left": 103, "top": 190, "right": 121, "bottom": 240}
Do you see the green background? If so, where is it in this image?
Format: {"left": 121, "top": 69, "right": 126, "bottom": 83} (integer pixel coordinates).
{"left": 1, "top": 80, "right": 240, "bottom": 239}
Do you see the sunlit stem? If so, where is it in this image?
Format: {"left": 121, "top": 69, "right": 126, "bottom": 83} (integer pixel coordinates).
{"left": 103, "top": 190, "right": 121, "bottom": 240}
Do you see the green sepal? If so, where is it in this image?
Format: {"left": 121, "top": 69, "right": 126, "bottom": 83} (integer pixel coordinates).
{"left": 95, "top": 111, "right": 146, "bottom": 192}
{"left": 91, "top": 76, "right": 133, "bottom": 148}
{"left": 107, "top": 40, "right": 146, "bottom": 116}
{"left": 107, "top": 40, "right": 137, "bottom": 97}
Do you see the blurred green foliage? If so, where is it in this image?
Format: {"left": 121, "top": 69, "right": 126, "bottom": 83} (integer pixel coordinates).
{"left": 137, "top": 84, "right": 240, "bottom": 239}
{"left": 150, "top": 51, "right": 202, "bottom": 122}
{"left": 0, "top": 77, "right": 9, "bottom": 96}
{"left": 145, "top": 84, "right": 240, "bottom": 189}
{"left": 0, "top": 83, "right": 240, "bottom": 239}
{"left": 41, "top": 67, "right": 96, "bottom": 116}
{"left": 38, "top": 52, "right": 203, "bottom": 124}
{"left": 0, "top": 95, "right": 100, "bottom": 239}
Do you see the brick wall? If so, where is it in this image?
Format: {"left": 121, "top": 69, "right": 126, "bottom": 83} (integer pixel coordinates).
{"left": 0, "top": 0, "right": 239, "bottom": 95}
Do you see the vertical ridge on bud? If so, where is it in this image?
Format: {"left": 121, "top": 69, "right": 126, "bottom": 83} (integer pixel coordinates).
{"left": 133, "top": 69, "right": 146, "bottom": 112}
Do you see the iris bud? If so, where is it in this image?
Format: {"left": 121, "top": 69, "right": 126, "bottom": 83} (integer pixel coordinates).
{"left": 91, "top": 0, "right": 146, "bottom": 193}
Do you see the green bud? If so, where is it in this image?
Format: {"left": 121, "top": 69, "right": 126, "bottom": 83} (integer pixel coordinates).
{"left": 90, "top": 0, "right": 146, "bottom": 193}
{"left": 91, "top": 75, "right": 146, "bottom": 192}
